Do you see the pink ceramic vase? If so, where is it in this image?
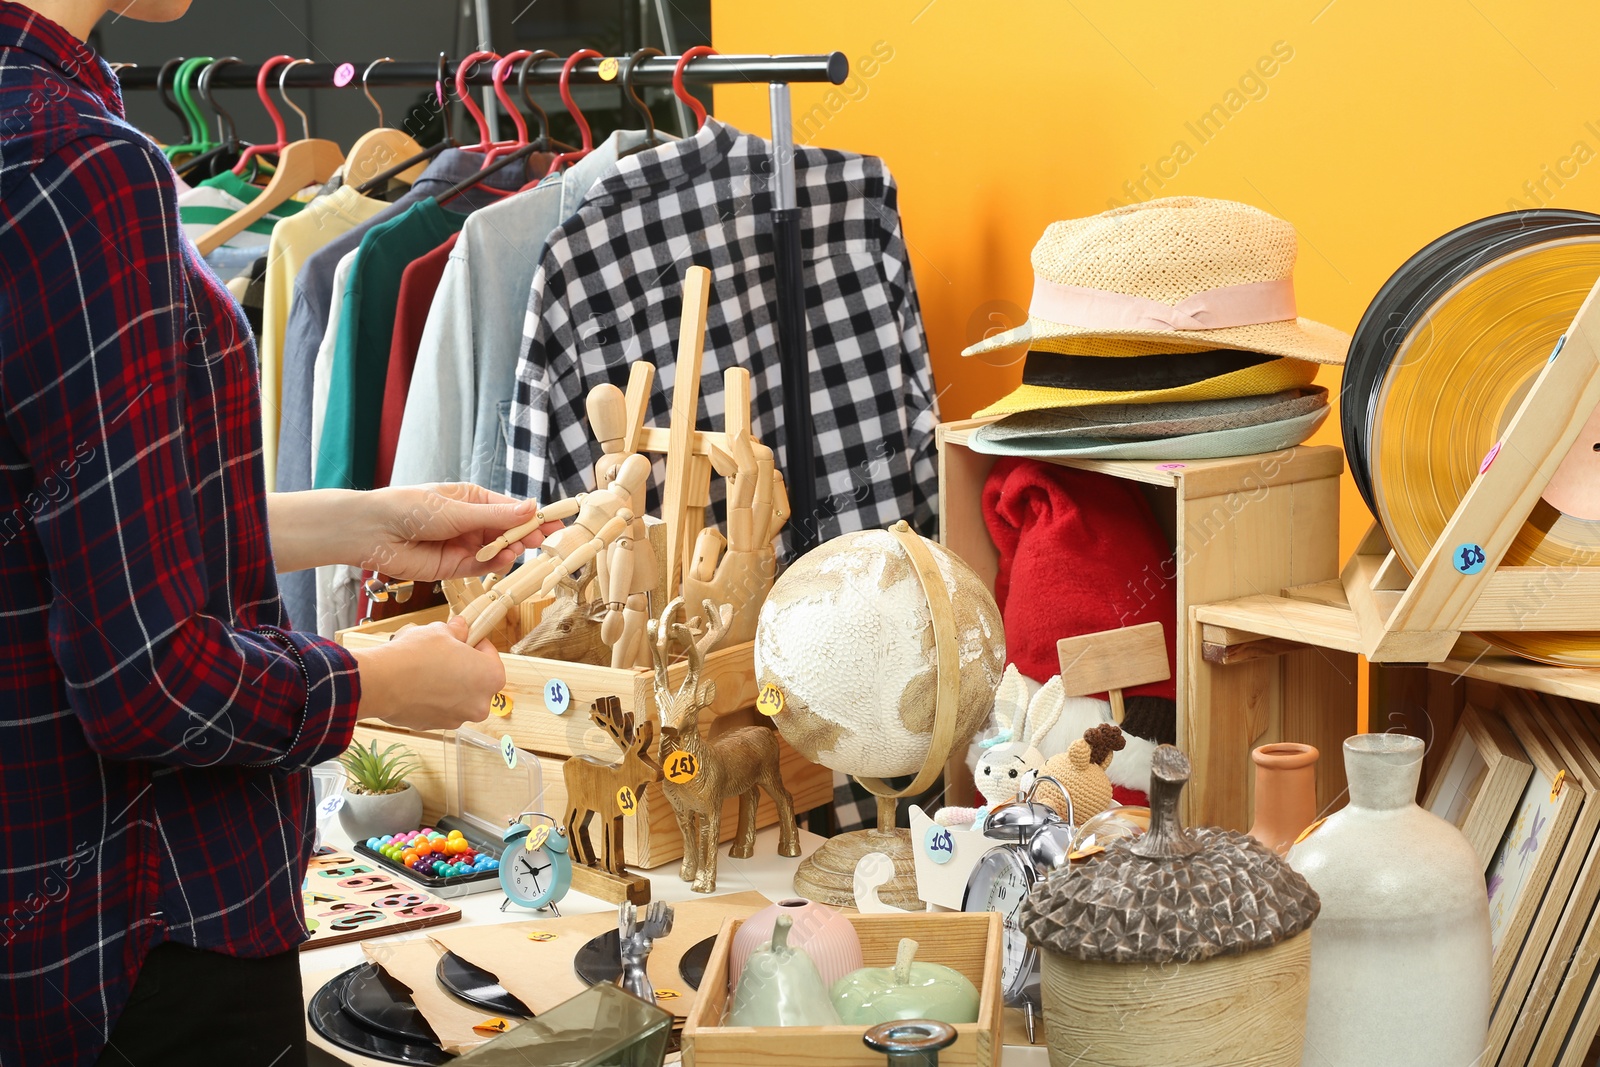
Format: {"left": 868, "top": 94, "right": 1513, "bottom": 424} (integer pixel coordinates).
{"left": 729, "top": 898, "right": 863, "bottom": 990}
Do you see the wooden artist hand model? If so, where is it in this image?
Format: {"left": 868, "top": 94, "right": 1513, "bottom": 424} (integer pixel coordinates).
{"left": 682, "top": 428, "right": 790, "bottom": 649}
{"left": 460, "top": 453, "right": 652, "bottom": 648}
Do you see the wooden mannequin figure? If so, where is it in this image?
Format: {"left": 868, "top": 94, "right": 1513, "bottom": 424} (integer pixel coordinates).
{"left": 587, "top": 381, "right": 659, "bottom": 670}
{"left": 461, "top": 453, "right": 652, "bottom": 647}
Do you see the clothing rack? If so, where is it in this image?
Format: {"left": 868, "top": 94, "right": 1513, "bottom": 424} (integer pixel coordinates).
{"left": 118, "top": 52, "right": 847, "bottom": 554}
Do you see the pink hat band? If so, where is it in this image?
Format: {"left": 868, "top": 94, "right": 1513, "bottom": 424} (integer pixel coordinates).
{"left": 1029, "top": 277, "right": 1298, "bottom": 333}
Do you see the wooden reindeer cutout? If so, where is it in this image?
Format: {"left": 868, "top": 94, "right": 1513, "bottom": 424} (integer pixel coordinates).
{"left": 561, "top": 695, "right": 663, "bottom": 905}
{"left": 648, "top": 597, "right": 800, "bottom": 893}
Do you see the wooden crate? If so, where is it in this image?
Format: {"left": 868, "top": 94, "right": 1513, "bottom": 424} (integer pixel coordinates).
{"left": 681, "top": 912, "right": 1004, "bottom": 1067}
{"left": 937, "top": 418, "right": 1354, "bottom": 831}
{"left": 337, "top": 613, "right": 832, "bottom": 869}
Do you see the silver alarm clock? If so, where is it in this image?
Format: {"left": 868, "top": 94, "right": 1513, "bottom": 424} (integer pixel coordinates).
{"left": 959, "top": 775, "right": 1076, "bottom": 1008}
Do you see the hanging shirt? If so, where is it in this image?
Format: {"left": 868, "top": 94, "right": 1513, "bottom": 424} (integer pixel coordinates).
{"left": 0, "top": 8, "right": 360, "bottom": 1065}
{"left": 391, "top": 128, "right": 665, "bottom": 494}
{"left": 375, "top": 232, "right": 459, "bottom": 489}
{"left": 258, "top": 186, "right": 389, "bottom": 490}
{"left": 274, "top": 149, "right": 546, "bottom": 631}
{"left": 508, "top": 118, "right": 939, "bottom": 547}
{"left": 178, "top": 167, "right": 315, "bottom": 280}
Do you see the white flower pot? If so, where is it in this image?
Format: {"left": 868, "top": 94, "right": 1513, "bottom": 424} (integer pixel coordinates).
{"left": 337, "top": 781, "right": 423, "bottom": 841}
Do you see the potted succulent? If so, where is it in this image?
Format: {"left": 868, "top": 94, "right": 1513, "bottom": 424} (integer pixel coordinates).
{"left": 336, "top": 739, "right": 424, "bottom": 841}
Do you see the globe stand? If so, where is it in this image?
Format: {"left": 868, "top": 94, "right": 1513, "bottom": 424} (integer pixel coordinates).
{"left": 793, "top": 796, "right": 921, "bottom": 910}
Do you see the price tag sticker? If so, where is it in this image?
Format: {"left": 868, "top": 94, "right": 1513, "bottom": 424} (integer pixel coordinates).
{"left": 317, "top": 794, "right": 346, "bottom": 817}
{"left": 654, "top": 988, "right": 680, "bottom": 1001}
{"left": 1453, "top": 542, "right": 1488, "bottom": 575}
{"left": 756, "top": 684, "right": 785, "bottom": 717}
{"left": 665, "top": 749, "right": 699, "bottom": 784}
{"left": 472, "top": 1017, "right": 510, "bottom": 1035}
{"left": 617, "top": 785, "right": 638, "bottom": 817}
{"left": 1553, "top": 769, "right": 1568, "bottom": 801}
{"left": 526, "top": 825, "right": 550, "bottom": 852}
{"left": 1156, "top": 462, "right": 1187, "bottom": 471}
{"left": 500, "top": 734, "right": 519, "bottom": 770}
{"left": 526, "top": 930, "right": 559, "bottom": 943}
{"left": 1294, "top": 817, "right": 1327, "bottom": 846}
{"left": 1479, "top": 441, "right": 1503, "bottom": 475}
{"left": 598, "top": 57, "right": 620, "bottom": 81}
{"left": 545, "top": 678, "right": 571, "bottom": 715}
{"left": 923, "top": 823, "right": 955, "bottom": 864}
{"left": 333, "top": 62, "right": 356, "bottom": 87}
{"left": 490, "top": 691, "right": 514, "bottom": 717}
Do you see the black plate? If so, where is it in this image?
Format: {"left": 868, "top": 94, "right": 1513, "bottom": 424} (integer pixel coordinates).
{"left": 1341, "top": 209, "right": 1600, "bottom": 513}
{"left": 573, "top": 930, "right": 716, "bottom": 991}
{"left": 308, "top": 965, "right": 450, "bottom": 1066}
{"left": 344, "top": 963, "right": 438, "bottom": 1043}
{"left": 435, "top": 951, "right": 533, "bottom": 1017}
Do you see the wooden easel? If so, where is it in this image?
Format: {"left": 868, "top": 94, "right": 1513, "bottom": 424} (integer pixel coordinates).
{"left": 1337, "top": 276, "right": 1600, "bottom": 663}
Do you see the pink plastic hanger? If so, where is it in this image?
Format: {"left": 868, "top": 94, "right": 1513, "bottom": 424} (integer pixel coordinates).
{"left": 482, "top": 50, "right": 532, "bottom": 165}
{"left": 673, "top": 46, "right": 718, "bottom": 130}
{"left": 544, "top": 49, "right": 601, "bottom": 174}
{"left": 232, "top": 54, "right": 294, "bottom": 175}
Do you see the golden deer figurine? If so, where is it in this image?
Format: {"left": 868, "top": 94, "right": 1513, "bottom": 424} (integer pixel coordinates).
{"left": 562, "top": 697, "right": 663, "bottom": 877}
{"left": 648, "top": 597, "right": 801, "bottom": 893}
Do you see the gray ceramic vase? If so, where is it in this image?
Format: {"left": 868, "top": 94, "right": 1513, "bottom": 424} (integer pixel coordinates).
{"left": 337, "top": 781, "right": 424, "bottom": 841}
{"left": 1288, "top": 734, "right": 1490, "bottom": 1066}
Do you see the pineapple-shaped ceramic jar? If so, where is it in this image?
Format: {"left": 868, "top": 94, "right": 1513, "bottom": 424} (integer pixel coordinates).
{"left": 1021, "top": 745, "right": 1320, "bottom": 1067}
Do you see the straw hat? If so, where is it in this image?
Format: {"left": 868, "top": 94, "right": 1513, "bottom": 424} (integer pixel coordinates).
{"left": 967, "top": 403, "right": 1330, "bottom": 461}
{"left": 962, "top": 197, "right": 1350, "bottom": 366}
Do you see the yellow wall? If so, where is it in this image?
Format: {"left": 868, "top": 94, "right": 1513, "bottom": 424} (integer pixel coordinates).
{"left": 711, "top": 0, "right": 1600, "bottom": 561}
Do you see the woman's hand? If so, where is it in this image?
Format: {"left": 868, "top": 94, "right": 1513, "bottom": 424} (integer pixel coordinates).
{"left": 349, "top": 616, "right": 507, "bottom": 731}
{"left": 359, "top": 484, "right": 564, "bottom": 582}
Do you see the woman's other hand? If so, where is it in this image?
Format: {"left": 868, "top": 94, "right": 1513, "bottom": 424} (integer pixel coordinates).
{"left": 360, "top": 483, "right": 563, "bottom": 582}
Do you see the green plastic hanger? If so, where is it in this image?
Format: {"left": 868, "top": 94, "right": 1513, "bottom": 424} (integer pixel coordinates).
{"left": 163, "top": 55, "right": 214, "bottom": 160}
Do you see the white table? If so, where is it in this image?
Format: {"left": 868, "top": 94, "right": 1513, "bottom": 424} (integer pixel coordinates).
{"left": 302, "top": 825, "right": 1046, "bottom": 1066}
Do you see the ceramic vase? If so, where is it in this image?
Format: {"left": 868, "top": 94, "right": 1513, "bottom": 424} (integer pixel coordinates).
{"left": 1248, "top": 743, "right": 1320, "bottom": 855}
{"left": 729, "top": 897, "right": 863, "bottom": 990}
{"left": 1288, "top": 733, "right": 1490, "bottom": 1067}
{"left": 337, "top": 781, "right": 423, "bottom": 841}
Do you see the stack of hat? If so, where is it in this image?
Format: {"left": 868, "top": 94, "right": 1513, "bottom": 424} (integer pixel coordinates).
{"left": 961, "top": 197, "right": 1349, "bottom": 459}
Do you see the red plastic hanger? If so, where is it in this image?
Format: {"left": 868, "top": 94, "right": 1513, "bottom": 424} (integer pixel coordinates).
{"left": 456, "top": 50, "right": 511, "bottom": 154}
{"left": 544, "top": 49, "right": 601, "bottom": 174}
{"left": 672, "top": 46, "right": 718, "bottom": 131}
{"left": 482, "top": 50, "right": 532, "bottom": 165}
{"left": 232, "top": 54, "right": 294, "bottom": 175}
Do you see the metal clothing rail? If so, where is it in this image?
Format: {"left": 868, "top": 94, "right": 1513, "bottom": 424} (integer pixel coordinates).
{"left": 118, "top": 51, "right": 840, "bottom": 555}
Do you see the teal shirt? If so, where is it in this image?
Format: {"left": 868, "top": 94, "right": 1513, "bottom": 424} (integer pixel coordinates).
{"left": 315, "top": 197, "right": 467, "bottom": 490}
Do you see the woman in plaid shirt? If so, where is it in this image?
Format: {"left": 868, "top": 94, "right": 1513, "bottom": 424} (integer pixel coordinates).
{"left": 0, "top": 2, "right": 552, "bottom": 1063}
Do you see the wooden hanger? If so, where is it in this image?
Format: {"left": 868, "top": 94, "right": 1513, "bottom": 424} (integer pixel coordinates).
{"left": 342, "top": 58, "right": 427, "bottom": 189}
{"left": 196, "top": 58, "right": 344, "bottom": 256}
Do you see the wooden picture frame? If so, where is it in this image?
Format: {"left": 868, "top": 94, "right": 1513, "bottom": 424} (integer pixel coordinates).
{"left": 1490, "top": 690, "right": 1600, "bottom": 1066}
{"left": 1423, "top": 703, "right": 1534, "bottom": 869}
{"left": 1482, "top": 695, "right": 1584, "bottom": 1015}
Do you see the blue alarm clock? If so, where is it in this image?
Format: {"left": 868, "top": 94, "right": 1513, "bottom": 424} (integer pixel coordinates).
{"left": 498, "top": 811, "right": 573, "bottom": 913}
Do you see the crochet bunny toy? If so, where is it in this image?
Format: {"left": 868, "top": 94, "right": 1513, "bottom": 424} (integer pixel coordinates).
{"left": 936, "top": 665, "right": 1065, "bottom": 827}
{"left": 1035, "top": 724, "right": 1126, "bottom": 823}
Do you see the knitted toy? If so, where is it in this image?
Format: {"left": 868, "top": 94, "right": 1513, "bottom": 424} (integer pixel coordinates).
{"left": 936, "top": 665, "right": 1065, "bottom": 827}
{"left": 1036, "top": 724, "right": 1126, "bottom": 823}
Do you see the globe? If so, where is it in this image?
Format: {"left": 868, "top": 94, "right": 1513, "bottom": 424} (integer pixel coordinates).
{"left": 755, "top": 528, "right": 1006, "bottom": 782}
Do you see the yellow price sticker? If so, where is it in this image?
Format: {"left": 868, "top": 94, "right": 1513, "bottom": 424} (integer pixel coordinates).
{"left": 489, "top": 691, "right": 513, "bottom": 717}
{"left": 472, "top": 1018, "right": 510, "bottom": 1034}
{"left": 526, "top": 930, "right": 559, "bottom": 943}
{"left": 1553, "top": 769, "right": 1568, "bottom": 801}
{"left": 617, "top": 785, "right": 638, "bottom": 816}
{"left": 756, "top": 684, "right": 785, "bottom": 717}
{"left": 598, "top": 56, "right": 619, "bottom": 81}
{"left": 654, "top": 988, "right": 681, "bottom": 1001}
{"left": 526, "top": 824, "right": 551, "bottom": 852}
{"left": 665, "top": 749, "right": 699, "bottom": 784}
{"left": 1294, "top": 817, "right": 1328, "bottom": 846}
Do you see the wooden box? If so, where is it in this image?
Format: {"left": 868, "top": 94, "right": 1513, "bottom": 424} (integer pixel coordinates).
{"left": 937, "top": 418, "right": 1355, "bottom": 831}
{"left": 337, "top": 608, "right": 832, "bottom": 869}
{"left": 681, "top": 912, "right": 1004, "bottom": 1067}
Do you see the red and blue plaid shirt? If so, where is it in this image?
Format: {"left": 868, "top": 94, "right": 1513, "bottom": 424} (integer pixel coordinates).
{"left": 0, "top": 6, "right": 361, "bottom": 1063}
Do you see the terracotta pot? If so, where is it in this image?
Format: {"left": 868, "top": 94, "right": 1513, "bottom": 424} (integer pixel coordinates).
{"left": 337, "top": 781, "right": 423, "bottom": 841}
{"left": 1288, "top": 733, "right": 1490, "bottom": 1067}
{"left": 1248, "top": 743, "right": 1321, "bottom": 855}
{"left": 729, "top": 898, "right": 863, "bottom": 990}
{"left": 1039, "top": 933, "right": 1313, "bottom": 1066}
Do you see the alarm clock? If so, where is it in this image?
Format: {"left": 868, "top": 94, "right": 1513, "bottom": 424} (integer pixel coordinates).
{"left": 498, "top": 811, "right": 573, "bottom": 913}
{"left": 960, "top": 774, "right": 1072, "bottom": 1007}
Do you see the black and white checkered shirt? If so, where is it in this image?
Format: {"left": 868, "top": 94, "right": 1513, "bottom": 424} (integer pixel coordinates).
{"left": 507, "top": 118, "right": 939, "bottom": 547}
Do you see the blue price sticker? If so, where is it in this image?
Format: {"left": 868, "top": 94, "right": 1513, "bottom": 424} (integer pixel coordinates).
{"left": 544, "top": 678, "right": 571, "bottom": 715}
{"left": 1453, "top": 542, "right": 1488, "bottom": 576}
{"left": 923, "top": 823, "right": 956, "bottom": 865}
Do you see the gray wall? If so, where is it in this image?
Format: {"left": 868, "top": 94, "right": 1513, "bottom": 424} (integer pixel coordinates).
{"left": 93, "top": 0, "right": 711, "bottom": 150}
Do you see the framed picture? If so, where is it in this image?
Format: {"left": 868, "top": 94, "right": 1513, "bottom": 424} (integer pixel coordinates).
{"left": 1484, "top": 697, "right": 1584, "bottom": 1009}
{"left": 1423, "top": 703, "right": 1534, "bottom": 869}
